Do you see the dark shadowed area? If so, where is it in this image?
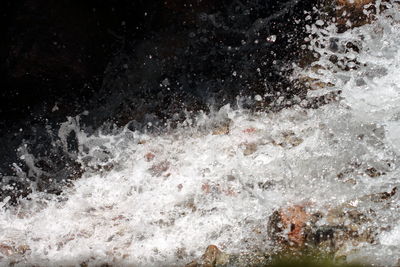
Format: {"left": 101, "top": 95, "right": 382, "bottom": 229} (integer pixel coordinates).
{"left": 0, "top": 0, "right": 319, "bottom": 203}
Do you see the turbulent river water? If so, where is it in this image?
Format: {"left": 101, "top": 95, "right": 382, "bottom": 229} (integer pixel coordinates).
{"left": 2, "top": 2, "right": 400, "bottom": 266}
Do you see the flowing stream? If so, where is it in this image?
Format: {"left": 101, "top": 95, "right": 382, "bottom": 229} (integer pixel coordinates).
{"left": 2, "top": 2, "right": 400, "bottom": 266}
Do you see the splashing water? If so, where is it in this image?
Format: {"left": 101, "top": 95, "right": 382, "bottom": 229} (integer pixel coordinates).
{"left": 2, "top": 3, "right": 400, "bottom": 266}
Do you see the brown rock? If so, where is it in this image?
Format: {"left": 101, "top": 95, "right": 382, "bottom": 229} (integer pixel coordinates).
{"left": 201, "top": 245, "right": 221, "bottom": 266}
{"left": 149, "top": 160, "right": 170, "bottom": 176}
{"left": 0, "top": 244, "right": 14, "bottom": 256}
{"left": 336, "top": 0, "right": 374, "bottom": 9}
{"left": 212, "top": 125, "right": 230, "bottom": 135}
{"left": 212, "top": 119, "right": 232, "bottom": 136}
{"left": 267, "top": 189, "right": 398, "bottom": 253}
{"left": 185, "top": 246, "right": 270, "bottom": 267}
{"left": 365, "top": 167, "right": 384, "bottom": 178}
{"left": 201, "top": 183, "right": 211, "bottom": 194}
{"left": 331, "top": 0, "right": 389, "bottom": 31}
{"left": 111, "top": 215, "right": 126, "bottom": 221}
{"left": 268, "top": 204, "right": 312, "bottom": 247}
{"left": 144, "top": 152, "right": 156, "bottom": 162}
{"left": 185, "top": 261, "right": 199, "bottom": 267}
{"left": 243, "top": 128, "right": 257, "bottom": 134}
{"left": 272, "top": 131, "right": 304, "bottom": 147}
{"left": 297, "top": 0, "right": 385, "bottom": 92}
{"left": 16, "top": 244, "right": 30, "bottom": 254}
{"left": 201, "top": 183, "right": 237, "bottom": 197}
{"left": 243, "top": 143, "right": 258, "bottom": 156}
{"left": 0, "top": 243, "right": 30, "bottom": 257}
{"left": 187, "top": 245, "right": 230, "bottom": 267}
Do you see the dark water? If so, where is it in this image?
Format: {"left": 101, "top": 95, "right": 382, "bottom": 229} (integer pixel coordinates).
{"left": 0, "top": 0, "right": 317, "bottom": 203}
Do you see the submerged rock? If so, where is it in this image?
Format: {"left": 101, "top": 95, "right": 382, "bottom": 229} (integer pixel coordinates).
{"left": 0, "top": 242, "right": 30, "bottom": 264}
{"left": 243, "top": 143, "right": 258, "bottom": 156}
{"left": 186, "top": 245, "right": 271, "bottom": 267}
{"left": 268, "top": 187, "right": 397, "bottom": 257}
{"left": 187, "top": 188, "right": 397, "bottom": 266}
{"left": 268, "top": 204, "right": 312, "bottom": 247}
{"left": 334, "top": 0, "right": 380, "bottom": 30}
{"left": 212, "top": 123, "right": 231, "bottom": 136}
{"left": 296, "top": 0, "right": 385, "bottom": 92}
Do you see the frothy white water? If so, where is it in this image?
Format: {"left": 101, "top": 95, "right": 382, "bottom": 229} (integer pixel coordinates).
{"left": 2, "top": 3, "right": 400, "bottom": 266}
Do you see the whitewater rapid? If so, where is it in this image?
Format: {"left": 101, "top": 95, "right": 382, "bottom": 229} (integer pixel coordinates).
{"left": 2, "top": 2, "right": 400, "bottom": 266}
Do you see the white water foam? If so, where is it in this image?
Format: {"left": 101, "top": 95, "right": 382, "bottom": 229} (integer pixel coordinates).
{"left": 2, "top": 2, "right": 400, "bottom": 266}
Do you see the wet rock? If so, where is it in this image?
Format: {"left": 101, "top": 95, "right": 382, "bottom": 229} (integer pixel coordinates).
{"left": 201, "top": 182, "right": 237, "bottom": 197}
{"left": 313, "top": 0, "right": 383, "bottom": 34}
{"left": 334, "top": 0, "right": 379, "bottom": 30}
{"left": 301, "top": 91, "right": 343, "bottom": 109}
{"left": 186, "top": 245, "right": 271, "bottom": 267}
{"left": 364, "top": 167, "right": 384, "bottom": 178}
{"left": 186, "top": 245, "right": 244, "bottom": 267}
{"left": 226, "top": 175, "right": 236, "bottom": 181}
{"left": 148, "top": 160, "right": 170, "bottom": 177}
{"left": 212, "top": 121, "right": 231, "bottom": 136}
{"left": 268, "top": 188, "right": 397, "bottom": 256}
{"left": 243, "top": 143, "right": 258, "bottom": 156}
{"left": 337, "top": 0, "right": 374, "bottom": 7}
{"left": 0, "top": 244, "right": 13, "bottom": 257}
{"left": 201, "top": 183, "right": 212, "bottom": 194}
{"left": 299, "top": 76, "right": 336, "bottom": 91}
{"left": 358, "top": 187, "right": 397, "bottom": 203}
{"left": 174, "top": 198, "right": 197, "bottom": 214}
{"left": 0, "top": 243, "right": 30, "bottom": 257}
{"left": 242, "top": 127, "right": 257, "bottom": 134}
{"left": 200, "top": 245, "right": 229, "bottom": 267}
{"left": 144, "top": 152, "right": 156, "bottom": 162}
{"left": 272, "top": 131, "right": 304, "bottom": 148}
{"left": 268, "top": 204, "right": 312, "bottom": 247}
{"left": 177, "top": 184, "right": 184, "bottom": 191}
{"left": 295, "top": 0, "right": 384, "bottom": 92}
{"left": 212, "top": 125, "right": 230, "bottom": 136}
